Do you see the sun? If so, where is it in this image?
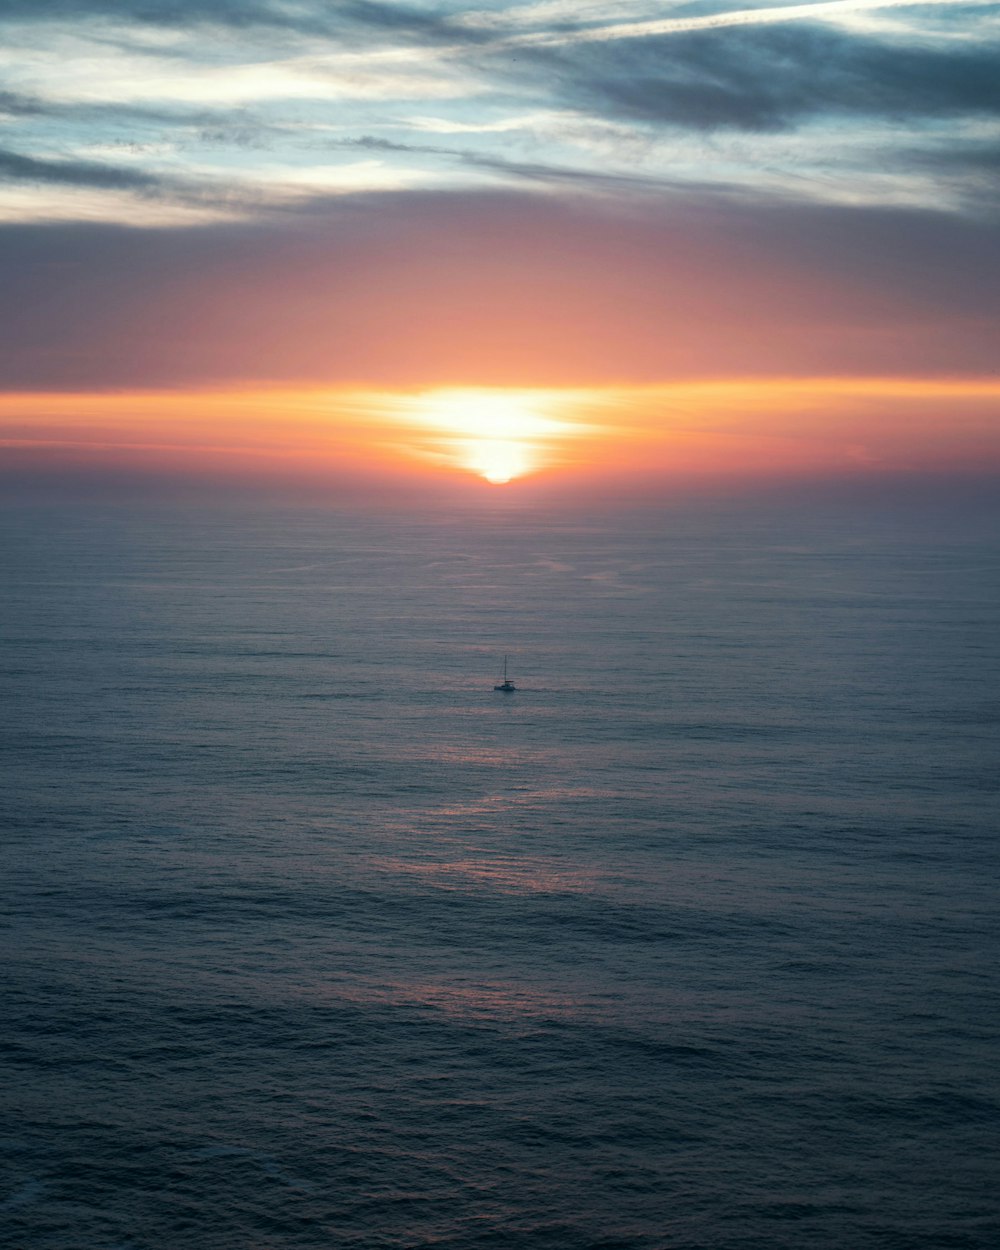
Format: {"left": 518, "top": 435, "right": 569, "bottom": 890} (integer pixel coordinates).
{"left": 408, "top": 388, "right": 573, "bottom": 484}
{"left": 465, "top": 438, "right": 532, "bottom": 484}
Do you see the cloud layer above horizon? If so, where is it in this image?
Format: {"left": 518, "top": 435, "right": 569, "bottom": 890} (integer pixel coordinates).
{"left": 1, "top": 0, "right": 998, "bottom": 224}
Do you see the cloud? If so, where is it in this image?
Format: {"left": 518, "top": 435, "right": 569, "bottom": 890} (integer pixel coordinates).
{"left": 1, "top": 43, "right": 471, "bottom": 108}
{"left": 1, "top": 0, "right": 995, "bottom": 225}
{"left": 0, "top": 142, "right": 440, "bottom": 226}
{"left": 499, "top": 0, "right": 991, "bottom": 46}
{"left": 0, "top": 3, "right": 996, "bottom": 246}
{"left": 0, "top": 89, "right": 48, "bottom": 115}
{"left": 0, "top": 0, "right": 292, "bottom": 27}
{"left": 501, "top": 20, "right": 1000, "bottom": 131}
{"left": 0, "top": 0, "right": 475, "bottom": 43}
{"left": 0, "top": 145, "right": 168, "bottom": 189}
{"left": 337, "top": 133, "right": 674, "bottom": 192}
{"left": 909, "top": 137, "right": 1000, "bottom": 174}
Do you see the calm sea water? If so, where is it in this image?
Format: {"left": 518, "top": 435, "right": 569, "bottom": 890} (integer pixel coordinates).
{"left": 2, "top": 501, "right": 999, "bottom": 1250}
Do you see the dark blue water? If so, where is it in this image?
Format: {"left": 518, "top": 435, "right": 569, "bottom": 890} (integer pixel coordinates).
{"left": 3, "top": 503, "right": 999, "bottom": 1249}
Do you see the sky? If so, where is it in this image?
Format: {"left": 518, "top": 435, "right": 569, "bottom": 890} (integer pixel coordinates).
{"left": 1, "top": 0, "right": 998, "bottom": 501}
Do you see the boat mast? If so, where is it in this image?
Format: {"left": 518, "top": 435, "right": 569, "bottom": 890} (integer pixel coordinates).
{"left": 494, "top": 654, "right": 515, "bottom": 690}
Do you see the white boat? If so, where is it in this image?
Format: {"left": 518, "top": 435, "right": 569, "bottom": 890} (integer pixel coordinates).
{"left": 494, "top": 655, "right": 516, "bottom": 692}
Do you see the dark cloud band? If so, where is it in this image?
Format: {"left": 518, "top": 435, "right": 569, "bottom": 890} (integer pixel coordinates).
{"left": 493, "top": 21, "right": 1000, "bottom": 130}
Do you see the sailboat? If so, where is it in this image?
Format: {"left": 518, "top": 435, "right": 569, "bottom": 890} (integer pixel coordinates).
{"left": 494, "top": 655, "right": 516, "bottom": 692}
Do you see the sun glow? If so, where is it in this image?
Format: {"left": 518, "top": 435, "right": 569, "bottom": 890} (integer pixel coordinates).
{"left": 406, "top": 388, "right": 586, "bottom": 483}
{"left": 2, "top": 378, "right": 998, "bottom": 495}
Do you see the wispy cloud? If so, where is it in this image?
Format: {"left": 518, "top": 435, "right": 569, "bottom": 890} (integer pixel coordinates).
{"left": 0, "top": 5, "right": 995, "bottom": 248}
{"left": 0, "top": 38, "right": 472, "bottom": 107}
{"left": 498, "top": 0, "right": 994, "bottom": 46}
{"left": 514, "top": 19, "right": 1000, "bottom": 132}
{"left": 0, "top": 144, "right": 167, "bottom": 188}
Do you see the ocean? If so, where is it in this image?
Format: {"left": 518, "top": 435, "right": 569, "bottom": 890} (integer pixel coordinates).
{"left": 2, "top": 500, "right": 998, "bottom": 1249}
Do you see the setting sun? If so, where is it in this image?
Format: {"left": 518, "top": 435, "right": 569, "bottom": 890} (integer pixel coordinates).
{"left": 464, "top": 439, "right": 530, "bottom": 484}
{"left": 403, "top": 388, "right": 591, "bottom": 483}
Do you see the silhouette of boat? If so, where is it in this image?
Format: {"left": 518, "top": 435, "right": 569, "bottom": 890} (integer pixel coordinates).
{"left": 494, "top": 655, "right": 516, "bottom": 692}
